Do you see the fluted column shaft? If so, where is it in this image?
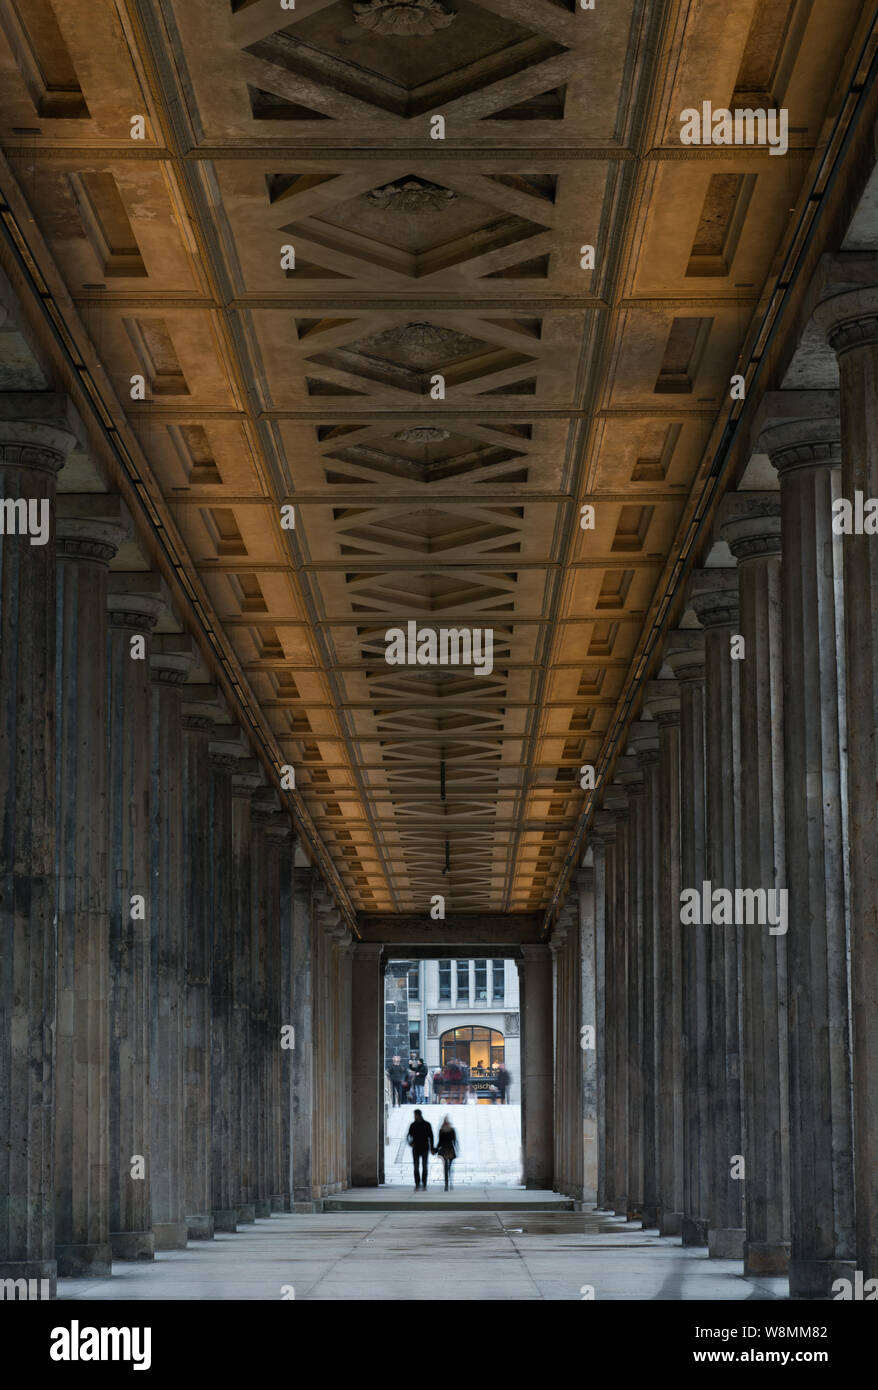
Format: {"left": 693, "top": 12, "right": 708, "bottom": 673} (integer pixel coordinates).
{"left": 688, "top": 569, "right": 745, "bottom": 1260}
{"left": 291, "top": 869, "right": 315, "bottom": 1207}
{"left": 250, "top": 795, "right": 273, "bottom": 1218}
{"left": 268, "top": 819, "right": 293, "bottom": 1210}
{"left": 603, "top": 787, "right": 630, "bottom": 1217}
{"left": 764, "top": 416, "right": 854, "bottom": 1298}
{"left": 208, "top": 749, "right": 237, "bottom": 1231}
{"left": 149, "top": 634, "right": 194, "bottom": 1250}
{"left": 578, "top": 868, "right": 597, "bottom": 1203}
{"left": 0, "top": 411, "right": 73, "bottom": 1295}
{"left": 181, "top": 695, "right": 216, "bottom": 1240}
{"left": 55, "top": 497, "right": 126, "bottom": 1276}
{"left": 590, "top": 821, "right": 614, "bottom": 1210}
{"left": 642, "top": 681, "right": 684, "bottom": 1236}
{"left": 230, "top": 769, "right": 258, "bottom": 1223}
{"left": 107, "top": 578, "right": 162, "bottom": 1261}
{"left": 820, "top": 299, "right": 878, "bottom": 1283}
{"left": 629, "top": 725, "right": 661, "bottom": 1229}
{"left": 721, "top": 495, "right": 790, "bottom": 1275}
{"left": 666, "top": 631, "right": 710, "bottom": 1246}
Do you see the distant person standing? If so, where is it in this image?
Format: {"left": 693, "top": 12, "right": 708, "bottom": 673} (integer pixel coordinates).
{"left": 407, "top": 1109, "right": 435, "bottom": 1190}
{"left": 414, "top": 1057, "right": 428, "bottom": 1104}
{"left": 495, "top": 1063, "right": 511, "bottom": 1104}
{"left": 436, "top": 1116, "right": 458, "bottom": 1191}
{"left": 388, "top": 1055, "right": 406, "bottom": 1106}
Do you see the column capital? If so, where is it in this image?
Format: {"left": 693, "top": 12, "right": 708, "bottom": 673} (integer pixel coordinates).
{"left": 107, "top": 571, "right": 166, "bottom": 630}
{"left": 611, "top": 754, "right": 643, "bottom": 791}
{"left": 813, "top": 287, "right": 878, "bottom": 355}
{"left": 664, "top": 629, "right": 706, "bottom": 683}
{"left": 686, "top": 567, "right": 739, "bottom": 630}
{"left": 718, "top": 491, "right": 782, "bottom": 562}
{"left": 589, "top": 811, "right": 617, "bottom": 845}
{"left": 0, "top": 393, "right": 80, "bottom": 469}
{"left": 759, "top": 416, "right": 840, "bottom": 476}
{"left": 209, "top": 722, "right": 250, "bottom": 771}
{"left": 641, "top": 677, "right": 680, "bottom": 724}
{"left": 627, "top": 720, "right": 660, "bottom": 764}
{"left": 56, "top": 494, "right": 128, "bottom": 566}
{"left": 150, "top": 632, "right": 197, "bottom": 686}
{"left": 231, "top": 759, "right": 264, "bottom": 797}
{"left": 520, "top": 944, "right": 551, "bottom": 963}
{"left": 182, "top": 682, "right": 225, "bottom": 734}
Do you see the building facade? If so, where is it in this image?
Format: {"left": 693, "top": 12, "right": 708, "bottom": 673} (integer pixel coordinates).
{"left": 385, "top": 959, "right": 521, "bottom": 1104}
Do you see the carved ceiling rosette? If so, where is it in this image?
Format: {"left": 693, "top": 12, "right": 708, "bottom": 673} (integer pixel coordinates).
{"left": 367, "top": 179, "right": 456, "bottom": 215}
{"left": 352, "top": 0, "right": 455, "bottom": 36}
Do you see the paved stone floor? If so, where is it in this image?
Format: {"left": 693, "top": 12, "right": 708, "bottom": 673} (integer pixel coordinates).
{"left": 57, "top": 1211, "right": 789, "bottom": 1301}
{"left": 385, "top": 1101, "right": 523, "bottom": 1186}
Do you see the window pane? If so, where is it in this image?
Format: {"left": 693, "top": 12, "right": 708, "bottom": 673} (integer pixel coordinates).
{"left": 439, "top": 960, "right": 451, "bottom": 1001}
{"left": 409, "top": 1022, "right": 420, "bottom": 1055}
{"left": 456, "top": 961, "right": 469, "bottom": 1003}
{"left": 474, "top": 959, "right": 487, "bottom": 1001}
{"left": 407, "top": 964, "right": 419, "bottom": 1000}
{"left": 492, "top": 960, "right": 505, "bottom": 1003}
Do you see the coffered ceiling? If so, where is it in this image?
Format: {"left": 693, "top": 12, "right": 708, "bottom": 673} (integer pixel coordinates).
{"left": 0, "top": 0, "right": 868, "bottom": 918}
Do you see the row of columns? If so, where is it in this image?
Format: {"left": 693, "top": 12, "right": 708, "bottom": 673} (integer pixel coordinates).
{"left": 0, "top": 397, "right": 350, "bottom": 1294}
{"left": 575, "top": 284, "right": 878, "bottom": 1295}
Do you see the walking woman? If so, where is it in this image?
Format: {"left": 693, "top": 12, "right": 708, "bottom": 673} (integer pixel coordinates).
{"left": 436, "top": 1115, "right": 459, "bottom": 1191}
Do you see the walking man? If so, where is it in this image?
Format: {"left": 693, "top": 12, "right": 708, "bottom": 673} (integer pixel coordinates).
{"left": 388, "top": 1055, "right": 406, "bottom": 1106}
{"left": 407, "top": 1109, "right": 435, "bottom": 1191}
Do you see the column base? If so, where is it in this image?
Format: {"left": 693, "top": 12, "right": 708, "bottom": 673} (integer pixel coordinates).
{"left": 110, "top": 1231, "right": 155, "bottom": 1261}
{"left": 237, "top": 1204, "right": 256, "bottom": 1224}
{"left": 212, "top": 1208, "right": 239, "bottom": 1234}
{"left": 709, "top": 1227, "right": 745, "bottom": 1260}
{"left": 186, "top": 1213, "right": 215, "bottom": 1240}
{"left": 0, "top": 1260, "right": 56, "bottom": 1299}
{"left": 744, "top": 1241, "right": 790, "bottom": 1276}
{"left": 270, "top": 1195, "right": 285, "bottom": 1213}
{"left": 291, "top": 1200, "right": 317, "bottom": 1213}
{"left": 681, "top": 1216, "right": 709, "bottom": 1247}
{"left": 56, "top": 1243, "right": 113, "bottom": 1278}
{"left": 152, "top": 1221, "right": 188, "bottom": 1251}
{"left": 789, "top": 1258, "right": 857, "bottom": 1299}
{"left": 254, "top": 1199, "right": 272, "bottom": 1218}
{"left": 659, "top": 1210, "right": 683, "bottom": 1237}
{"left": 641, "top": 1204, "right": 659, "bottom": 1229}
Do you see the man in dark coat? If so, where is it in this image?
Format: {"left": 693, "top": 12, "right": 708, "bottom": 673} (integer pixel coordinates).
{"left": 388, "top": 1055, "right": 406, "bottom": 1106}
{"left": 407, "top": 1109, "right": 435, "bottom": 1190}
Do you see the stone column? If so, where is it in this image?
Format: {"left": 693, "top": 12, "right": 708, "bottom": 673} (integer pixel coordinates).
{"left": 816, "top": 293, "right": 878, "bottom": 1283}
{"left": 611, "top": 758, "right": 644, "bottom": 1221}
{"left": 578, "top": 867, "right": 598, "bottom": 1203}
{"left": 106, "top": 574, "right": 163, "bottom": 1261}
{"left": 665, "top": 629, "right": 710, "bottom": 1246}
{"left": 291, "top": 867, "right": 316, "bottom": 1208}
{"left": 149, "top": 632, "right": 195, "bottom": 1250}
{"left": 687, "top": 568, "right": 745, "bottom": 1260}
{"left": 181, "top": 685, "right": 224, "bottom": 1241}
{"left": 762, "top": 415, "right": 855, "bottom": 1298}
{"left": 250, "top": 789, "right": 276, "bottom": 1218}
{"left": 720, "top": 493, "right": 790, "bottom": 1275}
{"left": 207, "top": 738, "right": 238, "bottom": 1232}
{"left": 351, "top": 944, "right": 383, "bottom": 1186}
{"left": 0, "top": 404, "right": 75, "bottom": 1296}
{"left": 54, "top": 496, "right": 127, "bottom": 1277}
{"left": 266, "top": 815, "right": 293, "bottom": 1211}
{"left": 230, "top": 759, "right": 262, "bottom": 1224}
{"left": 589, "top": 815, "right": 615, "bottom": 1211}
{"left": 628, "top": 722, "right": 661, "bottom": 1229}
{"left": 641, "top": 679, "right": 684, "bottom": 1237}
{"left": 520, "top": 944, "right": 554, "bottom": 1189}
{"left": 601, "top": 786, "right": 629, "bottom": 1216}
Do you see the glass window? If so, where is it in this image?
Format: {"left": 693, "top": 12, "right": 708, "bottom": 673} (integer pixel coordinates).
{"left": 409, "top": 1022, "right": 420, "bottom": 1056}
{"left": 407, "top": 964, "right": 419, "bottom": 1000}
{"left": 456, "top": 960, "right": 469, "bottom": 1004}
{"left": 475, "top": 959, "right": 487, "bottom": 1001}
{"left": 438, "top": 960, "right": 451, "bottom": 1001}
{"left": 492, "top": 959, "right": 505, "bottom": 1003}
